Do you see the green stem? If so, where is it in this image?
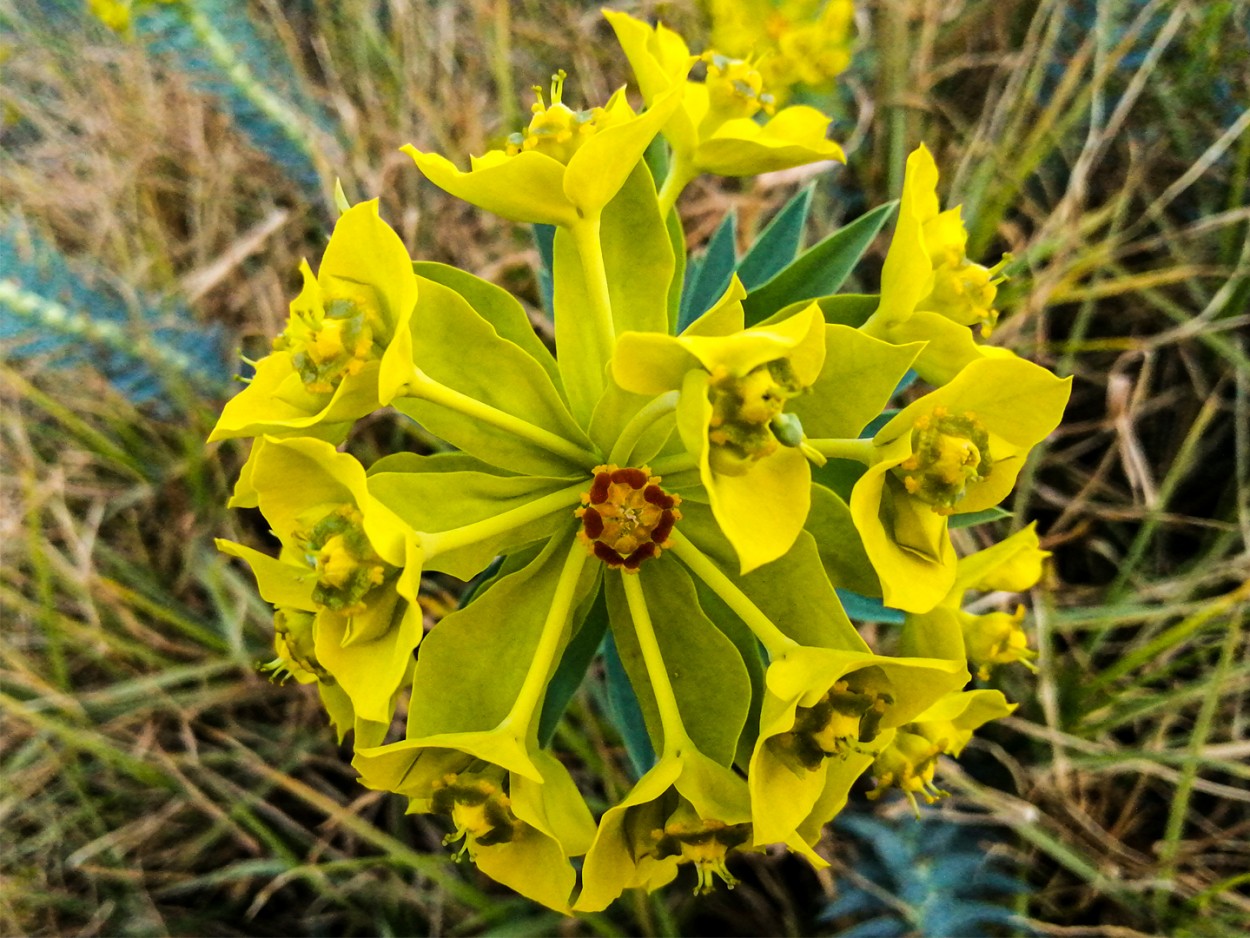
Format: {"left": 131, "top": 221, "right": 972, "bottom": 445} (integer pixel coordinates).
{"left": 608, "top": 391, "right": 680, "bottom": 466}
{"left": 667, "top": 531, "right": 798, "bottom": 659}
{"left": 882, "top": 0, "right": 911, "bottom": 200}
{"left": 805, "top": 437, "right": 877, "bottom": 464}
{"left": 621, "top": 572, "right": 692, "bottom": 757}
{"left": 421, "top": 482, "right": 587, "bottom": 557}
{"left": 569, "top": 215, "right": 616, "bottom": 370}
{"left": 1155, "top": 602, "right": 1244, "bottom": 910}
{"left": 656, "top": 155, "right": 696, "bottom": 220}
{"left": 648, "top": 452, "right": 698, "bottom": 476}
{"left": 407, "top": 367, "right": 598, "bottom": 470}
{"left": 500, "top": 539, "right": 588, "bottom": 734}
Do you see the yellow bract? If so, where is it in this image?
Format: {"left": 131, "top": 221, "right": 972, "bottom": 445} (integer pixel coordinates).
{"left": 605, "top": 9, "right": 844, "bottom": 199}
{"left": 355, "top": 733, "right": 595, "bottom": 912}
{"left": 749, "top": 646, "right": 967, "bottom": 849}
{"left": 209, "top": 201, "right": 417, "bottom": 442}
{"left": 708, "top": 0, "right": 856, "bottom": 99}
{"left": 865, "top": 144, "right": 1017, "bottom": 385}
{"left": 851, "top": 357, "right": 1070, "bottom": 613}
{"left": 614, "top": 293, "right": 827, "bottom": 573}
{"left": 402, "top": 74, "right": 683, "bottom": 229}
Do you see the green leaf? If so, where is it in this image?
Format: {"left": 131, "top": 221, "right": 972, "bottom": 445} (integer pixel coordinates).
{"left": 742, "top": 201, "right": 897, "bottom": 325}
{"left": 666, "top": 203, "right": 687, "bottom": 333}
{"left": 367, "top": 458, "right": 578, "bottom": 580}
{"left": 552, "top": 228, "right": 602, "bottom": 423}
{"left": 552, "top": 161, "right": 672, "bottom": 422}
{"left": 538, "top": 585, "right": 609, "bottom": 746}
{"left": 599, "top": 160, "right": 674, "bottom": 337}
{"left": 679, "top": 209, "right": 738, "bottom": 331}
{"left": 407, "top": 530, "right": 592, "bottom": 736}
{"left": 643, "top": 131, "right": 670, "bottom": 185}
{"left": 789, "top": 325, "right": 923, "bottom": 440}
{"left": 805, "top": 484, "right": 882, "bottom": 597}
{"left": 739, "top": 530, "right": 869, "bottom": 652}
{"left": 395, "top": 275, "right": 593, "bottom": 476}
{"left": 818, "top": 293, "right": 880, "bottom": 327}
{"left": 605, "top": 556, "right": 751, "bottom": 765}
{"left": 949, "top": 506, "right": 1012, "bottom": 528}
{"left": 586, "top": 378, "right": 675, "bottom": 465}
{"left": 687, "top": 578, "right": 765, "bottom": 769}
{"left": 811, "top": 456, "right": 866, "bottom": 501}
{"left": 411, "top": 260, "right": 560, "bottom": 390}
{"left": 736, "top": 185, "right": 813, "bottom": 291}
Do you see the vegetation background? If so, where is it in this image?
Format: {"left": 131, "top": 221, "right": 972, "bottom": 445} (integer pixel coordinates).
{"left": 2, "top": 0, "right": 1247, "bottom": 935}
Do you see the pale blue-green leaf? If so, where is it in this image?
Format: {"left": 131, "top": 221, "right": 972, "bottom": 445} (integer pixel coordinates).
{"left": 533, "top": 223, "right": 556, "bottom": 315}
{"left": 666, "top": 191, "right": 687, "bottom": 332}
{"left": 836, "top": 917, "right": 908, "bottom": 938}
{"left": 927, "top": 904, "right": 1033, "bottom": 936}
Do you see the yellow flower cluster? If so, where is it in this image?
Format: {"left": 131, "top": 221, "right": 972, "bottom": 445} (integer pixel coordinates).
{"left": 211, "top": 5, "right": 1068, "bottom": 914}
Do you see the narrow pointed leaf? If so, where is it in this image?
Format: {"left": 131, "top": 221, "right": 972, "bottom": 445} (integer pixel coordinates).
{"left": 743, "top": 201, "right": 898, "bottom": 325}
{"left": 736, "top": 185, "right": 813, "bottom": 290}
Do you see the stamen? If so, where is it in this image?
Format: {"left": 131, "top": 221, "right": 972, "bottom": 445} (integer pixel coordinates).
{"left": 296, "top": 505, "right": 393, "bottom": 613}
{"left": 430, "top": 771, "right": 519, "bottom": 860}
{"left": 772, "top": 670, "right": 894, "bottom": 772}
{"left": 651, "top": 814, "right": 751, "bottom": 896}
{"left": 892, "top": 408, "right": 993, "bottom": 512}
{"left": 576, "top": 464, "right": 682, "bottom": 571}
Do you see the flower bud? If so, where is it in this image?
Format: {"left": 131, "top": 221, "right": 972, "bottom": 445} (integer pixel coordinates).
{"left": 962, "top": 606, "right": 1037, "bottom": 680}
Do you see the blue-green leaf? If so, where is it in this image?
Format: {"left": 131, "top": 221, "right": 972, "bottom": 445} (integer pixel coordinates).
{"left": 742, "top": 201, "right": 897, "bottom": 325}
{"left": 532, "top": 223, "right": 556, "bottom": 316}
{"left": 666, "top": 203, "right": 687, "bottom": 332}
{"left": 679, "top": 209, "right": 738, "bottom": 331}
{"left": 949, "top": 507, "right": 1013, "bottom": 529}
{"left": 538, "top": 585, "right": 608, "bottom": 746}
{"left": 836, "top": 590, "right": 906, "bottom": 625}
{"left": 736, "top": 185, "right": 813, "bottom": 291}
{"left": 601, "top": 631, "right": 655, "bottom": 778}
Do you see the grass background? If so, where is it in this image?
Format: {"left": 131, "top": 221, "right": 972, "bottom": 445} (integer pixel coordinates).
{"left": 2, "top": 0, "right": 1247, "bottom": 935}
